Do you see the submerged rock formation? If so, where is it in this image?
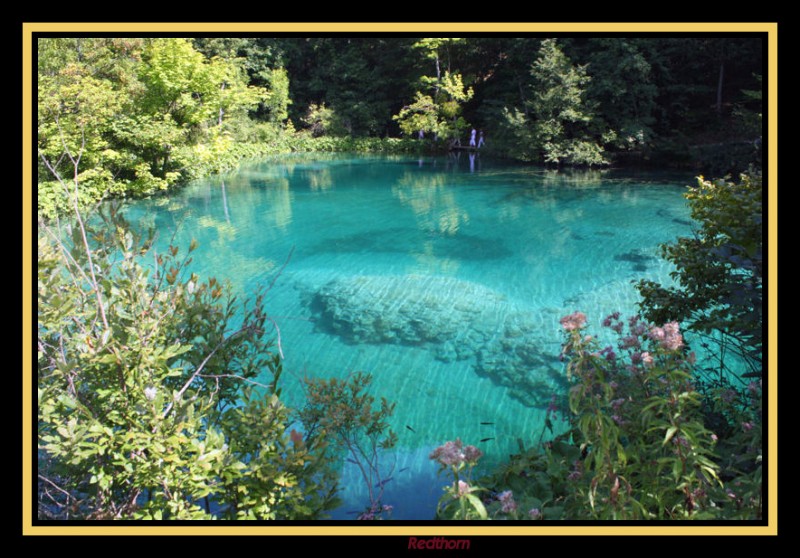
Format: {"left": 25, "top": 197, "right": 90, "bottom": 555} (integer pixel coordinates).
{"left": 309, "top": 274, "right": 567, "bottom": 407}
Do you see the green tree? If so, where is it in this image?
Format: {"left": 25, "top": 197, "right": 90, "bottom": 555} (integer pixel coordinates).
{"left": 37, "top": 39, "right": 148, "bottom": 211}
{"left": 527, "top": 39, "right": 610, "bottom": 166}
{"left": 637, "top": 172, "right": 763, "bottom": 377}
{"left": 393, "top": 71, "right": 474, "bottom": 143}
{"left": 583, "top": 38, "right": 657, "bottom": 152}
{"left": 37, "top": 38, "right": 269, "bottom": 217}
{"left": 394, "top": 38, "right": 474, "bottom": 144}
{"left": 263, "top": 67, "right": 291, "bottom": 125}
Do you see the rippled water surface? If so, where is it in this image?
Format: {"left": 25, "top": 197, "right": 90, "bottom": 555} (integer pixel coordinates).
{"left": 124, "top": 153, "right": 695, "bottom": 519}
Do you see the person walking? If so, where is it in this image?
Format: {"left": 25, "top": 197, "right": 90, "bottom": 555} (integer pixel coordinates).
{"left": 470, "top": 128, "right": 477, "bottom": 148}
{"left": 478, "top": 130, "right": 485, "bottom": 148}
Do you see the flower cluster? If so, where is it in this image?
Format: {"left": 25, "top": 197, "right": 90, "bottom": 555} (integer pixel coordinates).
{"left": 429, "top": 438, "right": 483, "bottom": 468}
{"left": 560, "top": 311, "right": 587, "bottom": 331}
{"left": 648, "top": 321, "right": 683, "bottom": 351}
{"left": 497, "top": 490, "right": 517, "bottom": 514}
{"left": 567, "top": 459, "right": 584, "bottom": 481}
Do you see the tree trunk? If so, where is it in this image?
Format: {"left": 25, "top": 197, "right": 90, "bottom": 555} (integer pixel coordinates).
{"left": 716, "top": 62, "right": 724, "bottom": 115}
{"left": 218, "top": 82, "right": 226, "bottom": 125}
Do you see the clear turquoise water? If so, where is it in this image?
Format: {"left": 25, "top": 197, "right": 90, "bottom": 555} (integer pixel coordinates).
{"left": 124, "top": 153, "right": 695, "bottom": 520}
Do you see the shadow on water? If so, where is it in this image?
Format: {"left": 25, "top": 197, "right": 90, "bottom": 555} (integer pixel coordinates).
{"left": 310, "top": 227, "right": 513, "bottom": 261}
{"left": 613, "top": 249, "right": 658, "bottom": 272}
{"left": 656, "top": 207, "right": 695, "bottom": 227}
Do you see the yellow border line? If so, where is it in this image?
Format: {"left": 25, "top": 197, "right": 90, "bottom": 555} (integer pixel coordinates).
{"left": 24, "top": 22, "right": 777, "bottom": 537}
{"left": 25, "top": 22, "right": 776, "bottom": 33}
{"left": 767, "top": 22, "right": 778, "bottom": 535}
{"left": 23, "top": 22, "right": 33, "bottom": 534}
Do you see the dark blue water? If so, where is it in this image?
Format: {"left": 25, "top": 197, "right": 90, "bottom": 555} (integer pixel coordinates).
{"left": 124, "top": 153, "right": 695, "bottom": 520}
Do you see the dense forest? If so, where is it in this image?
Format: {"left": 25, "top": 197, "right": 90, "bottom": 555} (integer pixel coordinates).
{"left": 36, "top": 36, "right": 764, "bottom": 522}
{"left": 38, "top": 36, "right": 762, "bottom": 216}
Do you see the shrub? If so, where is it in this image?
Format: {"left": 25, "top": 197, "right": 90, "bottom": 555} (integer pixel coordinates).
{"left": 469, "top": 312, "right": 761, "bottom": 520}
{"left": 37, "top": 200, "right": 339, "bottom": 519}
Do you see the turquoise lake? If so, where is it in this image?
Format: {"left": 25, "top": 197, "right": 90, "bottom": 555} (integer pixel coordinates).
{"left": 123, "top": 153, "right": 696, "bottom": 520}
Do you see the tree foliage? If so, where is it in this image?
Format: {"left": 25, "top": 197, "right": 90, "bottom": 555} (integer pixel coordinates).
{"left": 394, "top": 39, "right": 474, "bottom": 144}
{"left": 37, "top": 37, "right": 764, "bottom": 217}
{"left": 37, "top": 152, "right": 338, "bottom": 518}
{"left": 37, "top": 38, "right": 268, "bottom": 217}
{"left": 637, "top": 172, "right": 762, "bottom": 376}
{"left": 394, "top": 71, "right": 474, "bottom": 143}
{"left": 500, "top": 39, "right": 611, "bottom": 166}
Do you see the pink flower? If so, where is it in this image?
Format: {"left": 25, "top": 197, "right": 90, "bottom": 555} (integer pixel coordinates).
{"left": 430, "top": 438, "right": 483, "bottom": 467}
{"left": 649, "top": 322, "right": 683, "bottom": 350}
{"left": 498, "top": 490, "right": 513, "bottom": 501}
{"left": 430, "top": 439, "right": 464, "bottom": 466}
{"left": 560, "top": 311, "right": 587, "bottom": 331}
{"left": 497, "top": 490, "right": 517, "bottom": 514}
{"left": 463, "top": 444, "right": 483, "bottom": 464}
{"left": 456, "top": 480, "right": 471, "bottom": 498}
{"left": 567, "top": 460, "right": 583, "bottom": 481}
{"left": 529, "top": 508, "right": 541, "bottom": 519}
{"left": 648, "top": 326, "right": 666, "bottom": 343}
{"left": 662, "top": 322, "right": 683, "bottom": 350}
{"left": 641, "top": 351, "right": 654, "bottom": 367}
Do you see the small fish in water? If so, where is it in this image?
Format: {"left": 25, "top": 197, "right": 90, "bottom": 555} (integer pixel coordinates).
{"left": 375, "top": 477, "right": 393, "bottom": 488}
{"left": 480, "top": 437, "right": 495, "bottom": 443}
{"left": 345, "top": 458, "right": 358, "bottom": 465}
{"left": 399, "top": 467, "right": 409, "bottom": 473}
{"left": 406, "top": 425, "right": 416, "bottom": 433}
{"left": 480, "top": 422, "right": 494, "bottom": 425}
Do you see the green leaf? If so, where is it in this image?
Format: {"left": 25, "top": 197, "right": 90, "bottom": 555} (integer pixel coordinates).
{"left": 663, "top": 426, "right": 678, "bottom": 446}
{"left": 464, "top": 493, "right": 488, "bottom": 520}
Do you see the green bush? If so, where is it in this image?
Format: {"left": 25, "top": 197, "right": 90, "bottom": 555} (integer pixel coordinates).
{"left": 637, "top": 172, "right": 762, "bottom": 377}
{"left": 37, "top": 202, "right": 339, "bottom": 520}
{"left": 469, "top": 312, "right": 761, "bottom": 521}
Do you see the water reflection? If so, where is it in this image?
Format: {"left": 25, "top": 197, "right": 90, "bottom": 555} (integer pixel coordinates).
{"left": 392, "top": 171, "right": 470, "bottom": 237}
{"left": 307, "top": 167, "right": 333, "bottom": 191}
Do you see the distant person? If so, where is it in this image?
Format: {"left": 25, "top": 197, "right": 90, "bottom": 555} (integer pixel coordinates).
{"left": 470, "top": 128, "right": 477, "bottom": 147}
{"left": 478, "top": 130, "right": 485, "bottom": 148}
{"left": 418, "top": 129, "right": 425, "bottom": 140}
